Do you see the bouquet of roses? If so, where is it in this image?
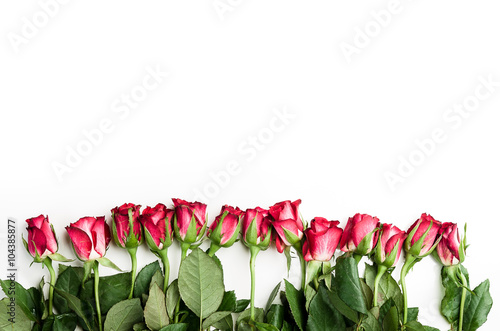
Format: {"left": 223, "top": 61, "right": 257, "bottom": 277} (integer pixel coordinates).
{"left": 0, "top": 199, "right": 492, "bottom": 331}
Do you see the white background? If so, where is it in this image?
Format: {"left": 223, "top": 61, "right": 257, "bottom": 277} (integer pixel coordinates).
{"left": 1, "top": 1, "right": 499, "bottom": 330}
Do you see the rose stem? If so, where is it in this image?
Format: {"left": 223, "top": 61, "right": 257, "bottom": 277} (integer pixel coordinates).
{"left": 93, "top": 261, "right": 103, "bottom": 331}
{"left": 157, "top": 248, "right": 170, "bottom": 293}
{"left": 43, "top": 258, "right": 56, "bottom": 316}
{"left": 207, "top": 243, "right": 220, "bottom": 257}
{"left": 458, "top": 269, "right": 467, "bottom": 331}
{"left": 372, "top": 265, "right": 388, "bottom": 307}
{"left": 249, "top": 245, "right": 260, "bottom": 321}
{"left": 400, "top": 253, "right": 416, "bottom": 327}
{"left": 127, "top": 247, "right": 138, "bottom": 299}
{"left": 293, "top": 243, "right": 307, "bottom": 290}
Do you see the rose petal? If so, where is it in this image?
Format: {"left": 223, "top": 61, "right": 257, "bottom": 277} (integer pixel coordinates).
{"left": 66, "top": 226, "right": 92, "bottom": 260}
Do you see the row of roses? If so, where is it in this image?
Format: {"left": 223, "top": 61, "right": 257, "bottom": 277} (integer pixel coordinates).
{"left": 23, "top": 199, "right": 470, "bottom": 330}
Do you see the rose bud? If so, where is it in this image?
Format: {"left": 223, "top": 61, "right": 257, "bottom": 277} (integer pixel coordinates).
{"left": 139, "top": 203, "right": 174, "bottom": 252}
{"left": 404, "top": 213, "right": 442, "bottom": 257}
{"left": 66, "top": 217, "right": 111, "bottom": 261}
{"left": 172, "top": 198, "right": 207, "bottom": 245}
{"left": 111, "top": 203, "right": 142, "bottom": 249}
{"left": 269, "top": 200, "right": 304, "bottom": 253}
{"left": 241, "top": 207, "right": 272, "bottom": 250}
{"left": 23, "top": 215, "right": 58, "bottom": 262}
{"left": 207, "top": 205, "right": 243, "bottom": 249}
{"left": 435, "top": 222, "right": 466, "bottom": 266}
{"left": 373, "top": 223, "right": 407, "bottom": 268}
{"left": 302, "top": 217, "right": 343, "bottom": 262}
{"left": 339, "top": 213, "right": 380, "bottom": 256}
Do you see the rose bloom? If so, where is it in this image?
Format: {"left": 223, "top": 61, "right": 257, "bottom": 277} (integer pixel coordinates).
{"left": 172, "top": 198, "right": 207, "bottom": 243}
{"left": 269, "top": 199, "right": 303, "bottom": 252}
{"left": 111, "top": 203, "right": 142, "bottom": 248}
{"left": 207, "top": 205, "right": 243, "bottom": 248}
{"left": 302, "top": 217, "right": 343, "bottom": 262}
{"left": 66, "top": 217, "right": 111, "bottom": 261}
{"left": 373, "top": 223, "right": 407, "bottom": 268}
{"left": 435, "top": 222, "right": 463, "bottom": 266}
{"left": 26, "top": 215, "right": 58, "bottom": 260}
{"left": 140, "top": 203, "right": 174, "bottom": 251}
{"left": 339, "top": 213, "right": 380, "bottom": 255}
{"left": 241, "top": 207, "right": 272, "bottom": 249}
{"left": 405, "top": 213, "right": 442, "bottom": 256}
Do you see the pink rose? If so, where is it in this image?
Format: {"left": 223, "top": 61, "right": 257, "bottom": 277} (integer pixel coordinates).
{"left": 111, "top": 203, "right": 142, "bottom": 248}
{"left": 172, "top": 198, "right": 207, "bottom": 243}
{"left": 339, "top": 213, "right": 380, "bottom": 255}
{"left": 25, "top": 215, "right": 58, "bottom": 261}
{"left": 302, "top": 217, "right": 343, "bottom": 262}
{"left": 139, "top": 203, "right": 174, "bottom": 251}
{"left": 373, "top": 223, "right": 407, "bottom": 267}
{"left": 269, "top": 200, "right": 303, "bottom": 252}
{"left": 404, "top": 213, "right": 442, "bottom": 257}
{"left": 241, "top": 207, "right": 272, "bottom": 250}
{"left": 435, "top": 222, "right": 464, "bottom": 266}
{"left": 207, "top": 205, "right": 243, "bottom": 248}
{"left": 66, "top": 217, "right": 111, "bottom": 261}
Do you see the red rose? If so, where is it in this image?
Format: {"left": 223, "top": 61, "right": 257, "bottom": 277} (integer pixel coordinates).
{"left": 172, "top": 198, "right": 207, "bottom": 244}
{"left": 207, "top": 205, "right": 243, "bottom": 248}
{"left": 302, "top": 217, "right": 343, "bottom": 262}
{"left": 139, "top": 203, "right": 174, "bottom": 251}
{"left": 66, "top": 217, "right": 111, "bottom": 261}
{"left": 25, "top": 215, "right": 58, "bottom": 261}
{"left": 241, "top": 207, "right": 272, "bottom": 250}
{"left": 269, "top": 200, "right": 303, "bottom": 252}
{"left": 435, "top": 222, "right": 465, "bottom": 266}
{"left": 339, "top": 213, "right": 380, "bottom": 255}
{"left": 373, "top": 223, "right": 407, "bottom": 267}
{"left": 111, "top": 203, "right": 142, "bottom": 248}
{"left": 404, "top": 213, "right": 442, "bottom": 257}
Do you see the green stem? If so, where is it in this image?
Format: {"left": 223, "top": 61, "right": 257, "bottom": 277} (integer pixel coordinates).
{"left": 249, "top": 245, "right": 260, "bottom": 322}
{"left": 43, "top": 258, "right": 56, "bottom": 316}
{"left": 292, "top": 243, "right": 306, "bottom": 290}
{"left": 373, "top": 265, "right": 388, "bottom": 307}
{"left": 127, "top": 247, "right": 138, "bottom": 299}
{"left": 157, "top": 248, "right": 170, "bottom": 293}
{"left": 207, "top": 243, "right": 220, "bottom": 257}
{"left": 400, "top": 254, "right": 417, "bottom": 327}
{"left": 93, "top": 261, "right": 103, "bottom": 331}
{"left": 458, "top": 269, "right": 468, "bottom": 331}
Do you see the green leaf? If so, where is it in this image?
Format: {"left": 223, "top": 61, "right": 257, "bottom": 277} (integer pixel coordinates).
{"left": 158, "top": 324, "right": 188, "bottom": 331}
{"left": 0, "top": 279, "right": 38, "bottom": 322}
{"left": 178, "top": 248, "right": 225, "bottom": 319}
{"left": 218, "top": 290, "right": 237, "bottom": 312}
{"left": 359, "top": 279, "right": 373, "bottom": 311}
{"left": 440, "top": 264, "right": 471, "bottom": 328}
{"left": 304, "top": 285, "right": 316, "bottom": 312}
{"left": 41, "top": 313, "right": 78, "bottom": 331}
{"left": 266, "top": 304, "right": 284, "bottom": 329}
{"left": 319, "top": 284, "right": 358, "bottom": 323}
{"left": 132, "top": 322, "right": 147, "bottom": 331}
{"left": 202, "top": 311, "right": 232, "bottom": 329}
{"left": 404, "top": 320, "right": 427, "bottom": 331}
{"left": 165, "top": 280, "right": 179, "bottom": 320}
{"left": 359, "top": 310, "right": 381, "bottom": 331}
{"left": 235, "top": 299, "right": 251, "bottom": 313}
{"left": 134, "top": 261, "right": 161, "bottom": 298}
{"left": 284, "top": 280, "right": 306, "bottom": 331}
{"left": 382, "top": 306, "right": 399, "bottom": 331}
{"left": 144, "top": 284, "right": 169, "bottom": 331}
{"left": 236, "top": 308, "right": 264, "bottom": 330}
{"left": 407, "top": 307, "right": 419, "bottom": 323}
{"left": 80, "top": 272, "right": 132, "bottom": 314}
{"left": 365, "top": 263, "right": 403, "bottom": 311}
{"left": 212, "top": 314, "right": 233, "bottom": 331}
{"left": 334, "top": 256, "right": 367, "bottom": 314}
{"left": 96, "top": 257, "right": 122, "bottom": 272}
{"left": 149, "top": 270, "right": 165, "bottom": 291}
{"left": 104, "top": 298, "right": 143, "bottom": 331}
{"left": 54, "top": 266, "right": 81, "bottom": 314}
{"left": 462, "top": 279, "right": 493, "bottom": 331}
{"left": 0, "top": 297, "right": 32, "bottom": 330}
{"left": 254, "top": 321, "right": 280, "bottom": 331}
{"left": 266, "top": 282, "right": 282, "bottom": 312}
{"left": 48, "top": 253, "right": 73, "bottom": 262}
{"left": 305, "top": 290, "right": 346, "bottom": 331}
{"left": 423, "top": 326, "right": 440, "bottom": 331}
{"left": 53, "top": 288, "right": 95, "bottom": 331}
